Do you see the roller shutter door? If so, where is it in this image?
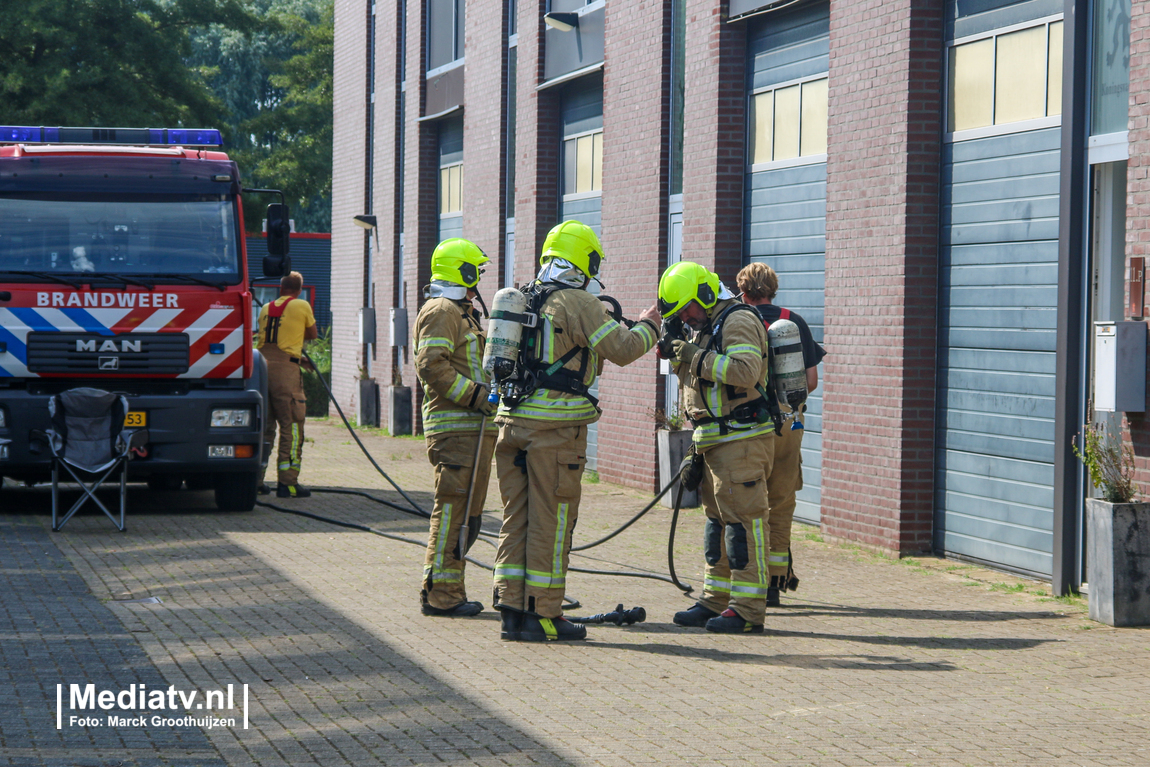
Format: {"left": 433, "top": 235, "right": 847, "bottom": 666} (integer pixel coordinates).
{"left": 936, "top": 127, "right": 1060, "bottom": 577}
{"left": 744, "top": 1, "right": 828, "bottom": 524}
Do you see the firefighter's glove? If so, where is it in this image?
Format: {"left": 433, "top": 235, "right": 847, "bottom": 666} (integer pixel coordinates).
{"left": 678, "top": 451, "right": 705, "bottom": 493}
{"left": 471, "top": 386, "right": 499, "bottom": 417}
{"left": 671, "top": 339, "right": 702, "bottom": 365}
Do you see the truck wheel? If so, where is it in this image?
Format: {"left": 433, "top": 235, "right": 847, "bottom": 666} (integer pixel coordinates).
{"left": 215, "top": 472, "right": 260, "bottom": 512}
{"left": 146, "top": 475, "right": 183, "bottom": 492}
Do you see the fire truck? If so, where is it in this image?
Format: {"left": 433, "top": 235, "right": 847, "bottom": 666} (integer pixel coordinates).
{"left": 0, "top": 126, "right": 292, "bottom": 511}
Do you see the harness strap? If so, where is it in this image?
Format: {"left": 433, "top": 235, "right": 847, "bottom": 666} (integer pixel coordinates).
{"left": 268, "top": 297, "right": 290, "bottom": 318}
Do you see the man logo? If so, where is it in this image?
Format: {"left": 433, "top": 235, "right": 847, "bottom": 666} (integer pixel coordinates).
{"left": 76, "top": 338, "right": 142, "bottom": 353}
{"left": 98, "top": 357, "right": 120, "bottom": 371}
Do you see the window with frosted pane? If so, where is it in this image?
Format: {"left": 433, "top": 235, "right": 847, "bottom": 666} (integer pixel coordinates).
{"left": 947, "top": 20, "right": 1063, "bottom": 133}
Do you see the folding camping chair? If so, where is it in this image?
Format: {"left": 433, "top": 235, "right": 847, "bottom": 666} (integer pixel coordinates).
{"left": 39, "top": 388, "right": 149, "bottom": 532}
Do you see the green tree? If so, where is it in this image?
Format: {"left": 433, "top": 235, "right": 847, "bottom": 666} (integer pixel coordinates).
{"left": 0, "top": 0, "right": 257, "bottom": 127}
{"left": 188, "top": 0, "right": 324, "bottom": 155}
{"left": 236, "top": 2, "right": 333, "bottom": 232}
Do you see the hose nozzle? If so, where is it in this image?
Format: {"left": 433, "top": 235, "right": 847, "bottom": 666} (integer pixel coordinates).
{"left": 568, "top": 604, "right": 647, "bottom": 626}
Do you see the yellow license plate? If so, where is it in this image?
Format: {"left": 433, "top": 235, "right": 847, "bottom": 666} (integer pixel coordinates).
{"left": 124, "top": 411, "right": 147, "bottom": 428}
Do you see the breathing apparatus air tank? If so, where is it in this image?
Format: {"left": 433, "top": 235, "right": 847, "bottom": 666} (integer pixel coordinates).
{"left": 767, "top": 318, "right": 807, "bottom": 430}
{"left": 483, "top": 287, "right": 530, "bottom": 385}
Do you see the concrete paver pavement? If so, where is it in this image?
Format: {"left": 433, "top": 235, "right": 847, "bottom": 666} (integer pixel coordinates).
{"left": 2, "top": 416, "right": 1148, "bottom": 766}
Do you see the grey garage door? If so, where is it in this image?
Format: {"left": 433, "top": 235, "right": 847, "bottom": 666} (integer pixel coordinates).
{"left": 936, "top": 126, "right": 1061, "bottom": 577}
{"left": 744, "top": 1, "right": 828, "bottom": 524}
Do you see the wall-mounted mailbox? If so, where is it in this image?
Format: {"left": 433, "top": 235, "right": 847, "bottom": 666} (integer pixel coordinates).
{"left": 389, "top": 307, "right": 408, "bottom": 348}
{"left": 358, "top": 307, "right": 376, "bottom": 346}
{"left": 1095, "top": 321, "right": 1147, "bottom": 412}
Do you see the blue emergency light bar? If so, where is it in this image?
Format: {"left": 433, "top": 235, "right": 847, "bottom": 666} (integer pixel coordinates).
{"left": 0, "top": 126, "right": 223, "bottom": 147}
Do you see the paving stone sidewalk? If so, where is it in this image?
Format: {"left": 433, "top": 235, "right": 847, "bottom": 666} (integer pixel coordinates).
{"left": 2, "top": 416, "right": 1149, "bottom": 766}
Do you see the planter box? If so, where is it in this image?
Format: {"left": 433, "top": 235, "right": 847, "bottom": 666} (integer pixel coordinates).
{"left": 357, "top": 378, "right": 380, "bottom": 428}
{"left": 657, "top": 429, "right": 699, "bottom": 509}
{"left": 1086, "top": 498, "right": 1150, "bottom": 627}
{"left": 387, "top": 385, "right": 412, "bottom": 436}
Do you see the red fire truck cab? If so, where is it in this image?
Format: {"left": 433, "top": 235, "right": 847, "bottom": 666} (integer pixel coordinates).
{"left": 0, "top": 127, "right": 292, "bottom": 511}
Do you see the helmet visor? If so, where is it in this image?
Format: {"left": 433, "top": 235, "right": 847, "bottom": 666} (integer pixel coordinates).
{"left": 658, "top": 296, "right": 683, "bottom": 318}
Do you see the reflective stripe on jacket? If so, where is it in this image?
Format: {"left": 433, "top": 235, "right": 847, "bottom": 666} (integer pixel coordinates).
{"left": 673, "top": 298, "right": 773, "bottom": 451}
{"left": 413, "top": 297, "right": 496, "bottom": 436}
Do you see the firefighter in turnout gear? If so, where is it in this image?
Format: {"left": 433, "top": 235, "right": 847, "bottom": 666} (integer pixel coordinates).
{"left": 413, "top": 238, "right": 498, "bottom": 618}
{"left": 256, "top": 271, "right": 317, "bottom": 498}
{"left": 660, "top": 261, "right": 776, "bottom": 634}
{"left": 492, "top": 220, "right": 662, "bottom": 642}
{"left": 737, "top": 262, "right": 826, "bottom": 607}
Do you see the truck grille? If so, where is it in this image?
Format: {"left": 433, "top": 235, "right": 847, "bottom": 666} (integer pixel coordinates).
{"left": 26, "top": 333, "right": 190, "bottom": 374}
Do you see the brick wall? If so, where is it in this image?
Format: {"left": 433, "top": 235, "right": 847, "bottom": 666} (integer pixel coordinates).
{"left": 514, "top": 1, "right": 561, "bottom": 285}
{"left": 597, "top": 0, "right": 672, "bottom": 490}
{"left": 821, "top": 0, "right": 942, "bottom": 554}
{"left": 463, "top": 0, "right": 509, "bottom": 307}
{"left": 681, "top": 0, "right": 745, "bottom": 285}
{"left": 372, "top": 0, "right": 402, "bottom": 397}
{"left": 402, "top": 0, "right": 441, "bottom": 433}
{"left": 330, "top": 0, "right": 370, "bottom": 416}
{"left": 1125, "top": 0, "right": 1150, "bottom": 487}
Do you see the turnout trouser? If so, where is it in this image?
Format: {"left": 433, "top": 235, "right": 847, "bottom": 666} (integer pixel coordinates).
{"left": 492, "top": 423, "right": 587, "bottom": 618}
{"left": 766, "top": 413, "right": 804, "bottom": 578}
{"left": 696, "top": 433, "right": 775, "bottom": 625}
{"left": 422, "top": 431, "right": 497, "bottom": 609}
{"left": 262, "top": 346, "right": 307, "bottom": 486}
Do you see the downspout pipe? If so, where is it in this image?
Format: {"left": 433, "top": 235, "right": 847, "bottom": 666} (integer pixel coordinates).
{"left": 1052, "top": 0, "right": 1091, "bottom": 596}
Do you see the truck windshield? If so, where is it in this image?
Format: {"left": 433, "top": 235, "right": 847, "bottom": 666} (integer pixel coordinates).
{"left": 0, "top": 194, "right": 240, "bottom": 282}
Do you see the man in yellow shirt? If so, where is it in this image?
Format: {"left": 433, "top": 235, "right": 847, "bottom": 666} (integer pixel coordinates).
{"left": 256, "top": 271, "right": 318, "bottom": 498}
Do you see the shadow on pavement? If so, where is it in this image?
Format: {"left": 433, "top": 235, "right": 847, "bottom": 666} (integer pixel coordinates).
{"left": 0, "top": 519, "right": 227, "bottom": 767}
{"left": 1, "top": 486, "right": 576, "bottom": 767}
{"left": 766, "top": 602, "right": 1068, "bottom": 622}
{"left": 586, "top": 639, "right": 963, "bottom": 670}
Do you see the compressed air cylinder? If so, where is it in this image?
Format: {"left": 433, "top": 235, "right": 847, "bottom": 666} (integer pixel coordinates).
{"left": 767, "top": 318, "right": 808, "bottom": 411}
{"left": 483, "top": 287, "right": 528, "bottom": 382}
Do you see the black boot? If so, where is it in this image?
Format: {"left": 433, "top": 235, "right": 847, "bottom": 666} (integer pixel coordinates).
{"left": 276, "top": 482, "right": 311, "bottom": 498}
{"left": 705, "top": 608, "right": 763, "bottom": 634}
{"left": 767, "top": 574, "right": 787, "bottom": 607}
{"left": 421, "top": 596, "right": 484, "bottom": 617}
{"left": 499, "top": 609, "right": 523, "bottom": 641}
{"left": 519, "top": 614, "right": 587, "bottom": 642}
{"left": 673, "top": 603, "right": 720, "bottom": 627}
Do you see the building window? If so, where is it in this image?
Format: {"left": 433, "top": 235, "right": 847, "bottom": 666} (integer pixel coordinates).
{"left": 440, "top": 163, "right": 463, "bottom": 214}
{"left": 438, "top": 117, "right": 463, "bottom": 216}
{"left": 506, "top": 45, "right": 517, "bottom": 217}
{"left": 563, "top": 130, "right": 602, "bottom": 195}
{"left": 427, "top": 0, "right": 464, "bottom": 72}
{"left": 749, "top": 76, "right": 827, "bottom": 165}
{"left": 947, "top": 19, "right": 1063, "bottom": 133}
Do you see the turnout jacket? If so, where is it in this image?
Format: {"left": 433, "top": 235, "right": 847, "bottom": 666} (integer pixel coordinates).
{"left": 673, "top": 297, "right": 773, "bottom": 451}
{"left": 414, "top": 297, "right": 497, "bottom": 437}
{"left": 496, "top": 286, "right": 658, "bottom": 429}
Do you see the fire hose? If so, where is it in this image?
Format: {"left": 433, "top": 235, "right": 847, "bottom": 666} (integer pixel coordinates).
{"left": 252, "top": 349, "right": 695, "bottom": 619}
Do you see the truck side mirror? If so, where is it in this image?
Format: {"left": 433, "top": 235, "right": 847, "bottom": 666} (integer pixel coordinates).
{"left": 263, "top": 203, "right": 291, "bottom": 277}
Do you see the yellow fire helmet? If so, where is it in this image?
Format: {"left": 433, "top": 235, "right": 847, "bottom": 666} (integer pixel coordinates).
{"left": 540, "top": 220, "right": 603, "bottom": 279}
{"left": 430, "top": 238, "right": 489, "bottom": 288}
{"left": 657, "top": 261, "right": 721, "bottom": 318}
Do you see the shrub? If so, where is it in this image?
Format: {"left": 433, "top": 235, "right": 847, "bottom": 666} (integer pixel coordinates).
{"left": 303, "top": 326, "right": 332, "bottom": 417}
{"left": 1073, "top": 422, "right": 1138, "bottom": 503}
